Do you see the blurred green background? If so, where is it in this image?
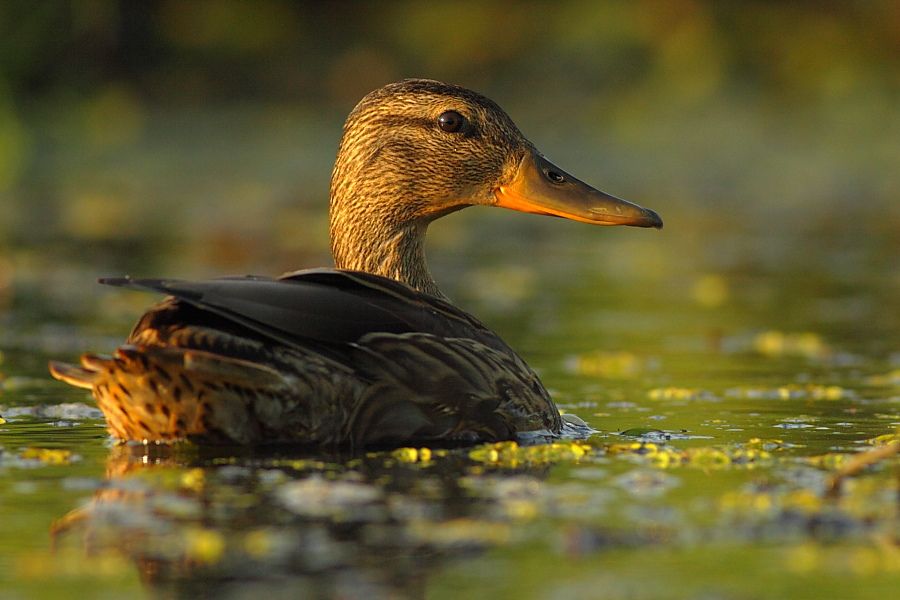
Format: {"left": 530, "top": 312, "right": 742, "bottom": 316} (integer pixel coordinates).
{"left": 0, "top": 0, "right": 897, "bottom": 339}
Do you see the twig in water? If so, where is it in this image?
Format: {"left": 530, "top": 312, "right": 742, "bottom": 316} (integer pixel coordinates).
{"left": 826, "top": 440, "right": 900, "bottom": 499}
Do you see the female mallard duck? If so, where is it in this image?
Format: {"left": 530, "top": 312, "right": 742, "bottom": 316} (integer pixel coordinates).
{"left": 49, "top": 79, "right": 662, "bottom": 447}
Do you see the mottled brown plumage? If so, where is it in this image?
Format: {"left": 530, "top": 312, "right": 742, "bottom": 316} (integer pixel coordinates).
{"left": 329, "top": 80, "right": 528, "bottom": 297}
{"left": 49, "top": 79, "right": 662, "bottom": 447}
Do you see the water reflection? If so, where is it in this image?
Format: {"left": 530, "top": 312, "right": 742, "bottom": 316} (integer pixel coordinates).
{"left": 52, "top": 443, "right": 551, "bottom": 598}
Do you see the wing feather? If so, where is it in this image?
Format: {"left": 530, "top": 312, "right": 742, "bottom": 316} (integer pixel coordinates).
{"left": 100, "top": 269, "right": 509, "bottom": 353}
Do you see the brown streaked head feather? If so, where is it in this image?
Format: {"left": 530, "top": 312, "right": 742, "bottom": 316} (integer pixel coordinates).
{"left": 329, "top": 79, "right": 531, "bottom": 297}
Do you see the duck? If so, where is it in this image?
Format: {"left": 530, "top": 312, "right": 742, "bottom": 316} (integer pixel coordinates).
{"left": 49, "top": 79, "right": 662, "bottom": 447}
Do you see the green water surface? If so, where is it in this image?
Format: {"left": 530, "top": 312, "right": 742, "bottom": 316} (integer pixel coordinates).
{"left": 1, "top": 210, "right": 897, "bottom": 599}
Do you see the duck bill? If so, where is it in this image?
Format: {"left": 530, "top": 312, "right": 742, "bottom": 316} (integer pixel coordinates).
{"left": 494, "top": 152, "right": 663, "bottom": 228}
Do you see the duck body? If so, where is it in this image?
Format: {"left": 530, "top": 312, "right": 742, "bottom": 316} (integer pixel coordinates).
{"left": 52, "top": 270, "right": 558, "bottom": 445}
{"left": 50, "top": 79, "right": 661, "bottom": 447}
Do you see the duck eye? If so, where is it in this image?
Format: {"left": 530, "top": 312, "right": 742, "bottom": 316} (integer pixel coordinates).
{"left": 437, "top": 110, "right": 465, "bottom": 133}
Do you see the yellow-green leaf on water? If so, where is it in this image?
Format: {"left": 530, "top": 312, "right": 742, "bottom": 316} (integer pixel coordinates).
{"left": 727, "top": 383, "right": 851, "bottom": 400}
{"left": 180, "top": 467, "right": 206, "bottom": 492}
{"left": 869, "top": 433, "right": 900, "bottom": 447}
{"left": 184, "top": 528, "right": 225, "bottom": 564}
{"left": 752, "top": 330, "right": 830, "bottom": 359}
{"left": 865, "top": 369, "right": 900, "bottom": 387}
{"left": 647, "top": 387, "right": 707, "bottom": 401}
{"left": 469, "top": 440, "right": 591, "bottom": 468}
{"left": 566, "top": 350, "right": 643, "bottom": 378}
{"left": 604, "top": 439, "right": 776, "bottom": 470}
{"left": 801, "top": 452, "right": 848, "bottom": 470}
{"left": 720, "top": 488, "right": 822, "bottom": 516}
{"left": 808, "top": 385, "right": 848, "bottom": 400}
{"left": 20, "top": 448, "right": 73, "bottom": 464}
{"left": 391, "top": 447, "right": 434, "bottom": 463}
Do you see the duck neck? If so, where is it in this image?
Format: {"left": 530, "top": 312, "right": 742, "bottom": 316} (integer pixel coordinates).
{"left": 330, "top": 208, "right": 444, "bottom": 299}
{"left": 329, "top": 110, "right": 450, "bottom": 299}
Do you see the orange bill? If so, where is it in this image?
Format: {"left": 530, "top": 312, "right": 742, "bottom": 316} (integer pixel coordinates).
{"left": 494, "top": 151, "right": 663, "bottom": 228}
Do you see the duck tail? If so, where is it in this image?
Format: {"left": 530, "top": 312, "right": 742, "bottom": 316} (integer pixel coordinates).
{"left": 48, "top": 354, "right": 110, "bottom": 390}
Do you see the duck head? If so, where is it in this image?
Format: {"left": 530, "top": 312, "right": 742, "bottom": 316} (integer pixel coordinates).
{"left": 330, "top": 79, "right": 662, "bottom": 297}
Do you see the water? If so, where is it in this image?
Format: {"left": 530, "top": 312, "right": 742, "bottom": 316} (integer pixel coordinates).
{"left": 1, "top": 215, "right": 897, "bottom": 599}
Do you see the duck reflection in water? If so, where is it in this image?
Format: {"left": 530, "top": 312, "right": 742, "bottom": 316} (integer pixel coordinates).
{"left": 52, "top": 442, "right": 562, "bottom": 598}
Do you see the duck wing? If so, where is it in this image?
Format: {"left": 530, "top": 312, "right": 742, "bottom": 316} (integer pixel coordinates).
{"left": 100, "top": 268, "right": 512, "bottom": 354}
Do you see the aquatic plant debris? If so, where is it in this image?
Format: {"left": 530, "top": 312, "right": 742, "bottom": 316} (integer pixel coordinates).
{"left": 869, "top": 432, "right": 900, "bottom": 447}
{"left": 390, "top": 447, "right": 444, "bottom": 463}
{"left": 468, "top": 440, "right": 592, "bottom": 467}
{"left": 22, "top": 447, "right": 76, "bottom": 464}
{"left": 826, "top": 438, "right": 900, "bottom": 497}
{"left": 604, "top": 439, "right": 777, "bottom": 469}
{"left": 184, "top": 527, "right": 226, "bottom": 564}
{"left": 866, "top": 369, "right": 900, "bottom": 387}
{"left": 752, "top": 330, "right": 831, "bottom": 359}
{"left": 726, "top": 384, "right": 854, "bottom": 401}
{"left": 565, "top": 350, "right": 647, "bottom": 378}
{"left": 647, "top": 387, "right": 718, "bottom": 402}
